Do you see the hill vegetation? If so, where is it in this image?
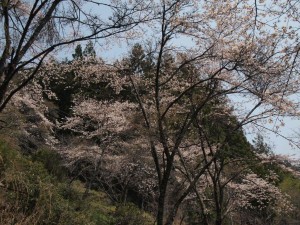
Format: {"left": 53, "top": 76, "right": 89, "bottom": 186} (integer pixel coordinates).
{"left": 0, "top": 43, "right": 300, "bottom": 225}
{"left": 2, "top": 1, "right": 300, "bottom": 224}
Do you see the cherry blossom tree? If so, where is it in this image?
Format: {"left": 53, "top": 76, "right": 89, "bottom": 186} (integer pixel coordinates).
{"left": 117, "top": 1, "right": 300, "bottom": 224}
{"left": 35, "top": 55, "right": 159, "bottom": 205}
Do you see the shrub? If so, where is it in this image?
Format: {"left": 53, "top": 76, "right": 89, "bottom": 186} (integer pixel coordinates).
{"left": 114, "top": 203, "right": 149, "bottom": 225}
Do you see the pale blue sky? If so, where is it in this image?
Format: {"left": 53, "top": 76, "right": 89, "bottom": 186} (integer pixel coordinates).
{"left": 247, "top": 117, "right": 300, "bottom": 159}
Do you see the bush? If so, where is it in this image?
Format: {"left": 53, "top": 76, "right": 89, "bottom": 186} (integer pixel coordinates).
{"left": 0, "top": 141, "right": 101, "bottom": 225}
{"left": 31, "top": 148, "right": 67, "bottom": 181}
{"left": 114, "top": 203, "right": 149, "bottom": 225}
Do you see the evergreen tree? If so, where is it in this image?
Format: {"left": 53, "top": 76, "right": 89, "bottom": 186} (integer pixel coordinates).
{"left": 253, "top": 134, "right": 272, "bottom": 155}
{"left": 83, "top": 41, "right": 96, "bottom": 58}
{"left": 72, "top": 44, "right": 83, "bottom": 59}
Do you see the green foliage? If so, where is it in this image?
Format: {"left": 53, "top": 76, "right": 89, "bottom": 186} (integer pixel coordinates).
{"left": 0, "top": 140, "right": 62, "bottom": 224}
{"left": 252, "top": 134, "right": 272, "bottom": 155}
{"left": 83, "top": 41, "right": 96, "bottom": 58}
{"left": 45, "top": 69, "right": 77, "bottom": 120}
{"left": 127, "top": 43, "right": 154, "bottom": 77}
{"left": 72, "top": 44, "right": 83, "bottom": 59}
{"left": 31, "top": 148, "right": 67, "bottom": 181}
{"left": 114, "top": 203, "right": 151, "bottom": 225}
{"left": 0, "top": 139, "right": 154, "bottom": 225}
{"left": 280, "top": 174, "right": 300, "bottom": 220}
